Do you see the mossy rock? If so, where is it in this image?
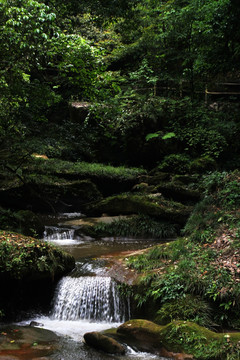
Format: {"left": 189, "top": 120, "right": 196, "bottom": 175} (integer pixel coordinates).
{"left": 155, "top": 183, "right": 201, "bottom": 204}
{"left": 26, "top": 158, "right": 146, "bottom": 196}
{"left": 36, "top": 178, "right": 103, "bottom": 210}
{"left": 139, "top": 172, "right": 171, "bottom": 183}
{"left": 132, "top": 182, "right": 150, "bottom": 192}
{"left": 0, "top": 231, "right": 75, "bottom": 319}
{"left": 117, "top": 319, "right": 240, "bottom": 359}
{"left": 0, "top": 178, "right": 102, "bottom": 213}
{"left": 157, "top": 154, "right": 191, "bottom": 174}
{"left": 0, "top": 231, "right": 75, "bottom": 281}
{"left": 87, "top": 194, "right": 192, "bottom": 225}
{"left": 84, "top": 331, "right": 125, "bottom": 354}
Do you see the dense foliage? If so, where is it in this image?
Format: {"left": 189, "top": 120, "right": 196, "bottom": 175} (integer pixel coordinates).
{"left": 0, "top": 230, "right": 73, "bottom": 279}
{"left": 1, "top": 0, "right": 240, "bottom": 169}
{"left": 1, "top": 1, "right": 240, "bottom": 356}
{"left": 126, "top": 171, "right": 240, "bottom": 330}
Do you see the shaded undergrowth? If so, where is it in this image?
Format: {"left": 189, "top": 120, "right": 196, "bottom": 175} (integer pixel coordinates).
{"left": 125, "top": 171, "right": 240, "bottom": 332}
{"left": 80, "top": 215, "right": 178, "bottom": 239}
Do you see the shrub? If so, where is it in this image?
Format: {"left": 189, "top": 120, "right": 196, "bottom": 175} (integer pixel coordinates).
{"left": 155, "top": 295, "right": 214, "bottom": 329}
{"left": 158, "top": 154, "right": 191, "bottom": 174}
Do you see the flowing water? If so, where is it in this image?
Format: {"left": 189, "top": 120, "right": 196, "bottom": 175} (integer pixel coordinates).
{"left": 12, "top": 214, "right": 169, "bottom": 360}
{"left": 52, "top": 276, "right": 128, "bottom": 322}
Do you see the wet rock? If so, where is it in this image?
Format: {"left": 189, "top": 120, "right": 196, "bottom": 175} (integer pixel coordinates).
{"left": 62, "top": 215, "right": 132, "bottom": 227}
{"left": 0, "top": 325, "right": 58, "bottom": 359}
{"left": 30, "top": 321, "right": 44, "bottom": 327}
{"left": 84, "top": 331, "right": 125, "bottom": 355}
{"left": 160, "top": 348, "right": 193, "bottom": 360}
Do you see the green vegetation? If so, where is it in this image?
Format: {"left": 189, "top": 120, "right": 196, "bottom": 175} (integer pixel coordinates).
{"left": 154, "top": 295, "right": 214, "bottom": 329}
{"left": 125, "top": 172, "right": 240, "bottom": 331}
{"left": 1, "top": 0, "right": 240, "bottom": 170}
{"left": 0, "top": 231, "right": 75, "bottom": 280}
{"left": 80, "top": 215, "right": 178, "bottom": 239}
{"left": 0, "top": 230, "right": 75, "bottom": 319}
{"left": 117, "top": 319, "right": 240, "bottom": 360}
{"left": 1, "top": 0, "right": 240, "bottom": 357}
{"left": 27, "top": 158, "right": 146, "bottom": 181}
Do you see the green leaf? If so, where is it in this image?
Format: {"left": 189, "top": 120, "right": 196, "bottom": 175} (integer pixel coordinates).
{"left": 145, "top": 132, "right": 161, "bottom": 141}
{"left": 162, "top": 132, "right": 176, "bottom": 140}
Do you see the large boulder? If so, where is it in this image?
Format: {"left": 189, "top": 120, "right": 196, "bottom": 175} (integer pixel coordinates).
{"left": 87, "top": 194, "right": 192, "bottom": 225}
{"left": 116, "top": 319, "right": 240, "bottom": 359}
{"left": 0, "top": 231, "right": 75, "bottom": 319}
{"left": 84, "top": 331, "right": 125, "bottom": 355}
{"left": 35, "top": 179, "right": 103, "bottom": 211}
{"left": 136, "top": 172, "right": 201, "bottom": 205}
{"left": 0, "top": 179, "right": 102, "bottom": 213}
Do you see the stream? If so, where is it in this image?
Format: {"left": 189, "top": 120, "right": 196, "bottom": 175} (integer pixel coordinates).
{"left": 9, "top": 213, "right": 169, "bottom": 360}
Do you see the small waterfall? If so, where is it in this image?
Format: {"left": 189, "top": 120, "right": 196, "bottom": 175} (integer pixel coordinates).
{"left": 44, "top": 226, "right": 75, "bottom": 241}
{"left": 59, "top": 212, "right": 83, "bottom": 218}
{"left": 52, "top": 276, "right": 128, "bottom": 323}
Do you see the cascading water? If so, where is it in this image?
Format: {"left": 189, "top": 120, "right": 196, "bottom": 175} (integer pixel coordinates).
{"left": 44, "top": 226, "right": 75, "bottom": 241}
{"left": 14, "top": 213, "right": 168, "bottom": 359}
{"left": 43, "top": 220, "right": 130, "bottom": 324}
{"left": 52, "top": 276, "right": 128, "bottom": 323}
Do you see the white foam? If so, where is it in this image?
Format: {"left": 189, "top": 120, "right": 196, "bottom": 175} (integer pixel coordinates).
{"left": 19, "top": 317, "right": 119, "bottom": 341}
